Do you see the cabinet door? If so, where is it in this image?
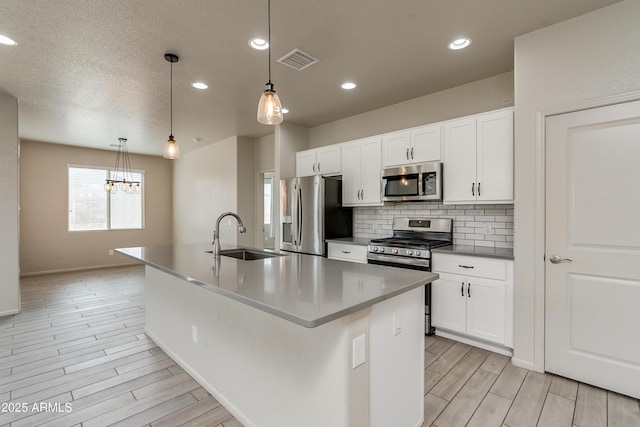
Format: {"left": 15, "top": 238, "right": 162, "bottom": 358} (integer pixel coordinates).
{"left": 381, "top": 131, "right": 410, "bottom": 167}
{"left": 341, "top": 141, "right": 362, "bottom": 205}
{"left": 465, "top": 276, "right": 507, "bottom": 344}
{"left": 316, "top": 145, "right": 341, "bottom": 176}
{"left": 432, "top": 272, "right": 466, "bottom": 334}
{"left": 411, "top": 124, "right": 441, "bottom": 163}
{"left": 444, "top": 117, "right": 477, "bottom": 203}
{"left": 359, "top": 137, "right": 382, "bottom": 205}
{"left": 476, "top": 109, "right": 513, "bottom": 202}
{"left": 296, "top": 149, "right": 317, "bottom": 177}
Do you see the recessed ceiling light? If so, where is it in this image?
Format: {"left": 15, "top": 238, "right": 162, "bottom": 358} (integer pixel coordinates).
{"left": 448, "top": 37, "right": 471, "bottom": 50}
{"left": 249, "top": 38, "right": 269, "bottom": 50}
{"left": 191, "top": 82, "right": 208, "bottom": 90}
{"left": 341, "top": 82, "right": 356, "bottom": 90}
{"left": 282, "top": 108, "right": 289, "bottom": 114}
{"left": 0, "top": 34, "right": 17, "bottom": 45}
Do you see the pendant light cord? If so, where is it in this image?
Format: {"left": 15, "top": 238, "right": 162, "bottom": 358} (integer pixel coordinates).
{"left": 268, "top": 0, "right": 271, "bottom": 83}
{"left": 170, "top": 61, "right": 173, "bottom": 135}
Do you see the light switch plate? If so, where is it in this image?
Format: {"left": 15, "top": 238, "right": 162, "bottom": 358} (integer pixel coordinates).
{"left": 352, "top": 334, "right": 365, "bottom": 368}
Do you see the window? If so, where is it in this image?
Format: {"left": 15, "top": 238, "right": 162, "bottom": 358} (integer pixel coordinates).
{"left": 68, "top": 166, "right": 143, "bottom": 231}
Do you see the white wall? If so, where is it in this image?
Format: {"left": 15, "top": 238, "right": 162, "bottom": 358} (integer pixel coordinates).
{"left": 0, "top": 92, "right": 19, "bottom": 315}
{"left": 309, "top": 72, "right": 514, "bottom": 148}
{"left": 513, "top": 0, "right": 640, "bottom": 370}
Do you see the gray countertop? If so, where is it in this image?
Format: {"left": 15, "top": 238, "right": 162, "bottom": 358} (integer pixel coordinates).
{"left": 117, "top": 243, "right": 438, "bottom": 328}
{"left": 431, "top": 245, "right": 514, "bottom": 260}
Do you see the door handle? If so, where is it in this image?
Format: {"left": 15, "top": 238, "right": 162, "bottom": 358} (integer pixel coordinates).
{"left": 549, "top": 255, "right": 573, "bottom": 264}
{"left": 461, "top": 282, "right": 464, "bottom": 296}
{"left": 406, "top": 148, "right": 409, "bottom": 160}
{"left": 312, "top": 163, "right": 316, "bottom": 173}
{"left": 411, "top": 147, "right": 414, "bottom": 159}
{"left": 471, "top": 182, "right": 475, "bottom": 196}
{"left": 467, "top": 283, "right": 471, "bottom": 298}
{"left": 317, "top": 162, "right": 320, "bottom": 173}
{"left": 478, "top": 182, "right": 481, "bottom": 196}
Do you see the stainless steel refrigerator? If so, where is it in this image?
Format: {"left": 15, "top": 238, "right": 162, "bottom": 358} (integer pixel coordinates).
{"left": 280, "top": 175, "right": 352, "bottom": 256}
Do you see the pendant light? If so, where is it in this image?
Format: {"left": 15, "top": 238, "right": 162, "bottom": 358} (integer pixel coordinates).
{"left": 104, "top": 138, "right": 141, "bottom": 194}
{"left": 163, "top": 53, "right": 180, "bottom": 159}
{"left": 257, "top": 0, "right": 283, "bottom": 125}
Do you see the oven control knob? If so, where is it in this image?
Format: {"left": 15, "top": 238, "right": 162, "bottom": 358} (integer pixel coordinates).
{"left": 407, "top": 250, "right": 413, "bottom": 256}
{"left": 392, "top": 248, "right": 398, "bottom": 254}
{"left": 372, "top": 247, "right": 378, "bottom": 252}
{"left": 379, "top": 247, "right": 385, "bottom": 253}
{"left": 415, "top": 250, "right": 421, "bottom": 256}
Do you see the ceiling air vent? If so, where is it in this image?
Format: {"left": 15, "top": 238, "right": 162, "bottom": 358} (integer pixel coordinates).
{"left": 277, "top": 49, "right": 319, "bottom": 71}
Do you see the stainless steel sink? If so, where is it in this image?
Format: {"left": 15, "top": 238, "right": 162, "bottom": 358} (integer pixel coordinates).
{"left": 206, "top": 248, "right": 285, "bottom": 260}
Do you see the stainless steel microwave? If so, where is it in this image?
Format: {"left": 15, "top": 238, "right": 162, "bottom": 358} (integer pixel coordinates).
{"left": 381, "top": 162, "right": 443, "bottom": 202}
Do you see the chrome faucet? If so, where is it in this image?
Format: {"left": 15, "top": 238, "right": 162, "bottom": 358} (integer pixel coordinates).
{"left": 212, "top": 212, "right": 246, "bottom": 257}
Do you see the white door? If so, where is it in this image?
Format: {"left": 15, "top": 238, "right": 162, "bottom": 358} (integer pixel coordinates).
{"left": 410, "top": 124, "right": 441, "bottom": 163}
{"left": 476, "top": 110, "right": 513, "bottom": 202}
{"left": 296, "top": 149, "right": 317, "bottom": 177}
{"left": 465, "top": 276, "right": 506, "bottom": 344}
{"left": 432, "top": 273, "right": 466, "bottom": 334}
{"left": 545, "top": 100, "right": 640, "bottom": 399}
{"left": 381, "top": 131, "right": 410, "bottom": 167}
{"left": 316, "top": 145, "right": 341, "bottom": 176}
{"left": 359, "top": 136, "right": 382, "bottom": 205}
{"left": 341, "top": 141, "right": 361, "bottom": 205}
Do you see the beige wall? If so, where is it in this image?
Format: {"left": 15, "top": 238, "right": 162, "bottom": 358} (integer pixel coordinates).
{"left": 513, "top": 0, "right": 640, "bottom": 371}
{"left": 19, "top": 140, "right": 173, "bottom": 275}
{"left": 0, "top": 92, "right": 20, "bottom": 315}
{"left": 173, "top": 136, "right": 259, "bottom": 248}
{"left": 309, "top": 71, "right": 514, "bottom": 148}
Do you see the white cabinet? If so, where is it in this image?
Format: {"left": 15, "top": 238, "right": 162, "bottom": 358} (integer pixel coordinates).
{"left": 443, "top": 108, "right": 513, "bottom": 204}
{"left": 296, "top": 145, "right": 341, "bottom": 177}
{"left": 432, "top": 253, "right": 513, "bottom": 349}
{"left": 327, "top": 242, "right": 368, "bottom": 264}
{"left": 382, "top": 124, "right": 441, "bottom": 167}
{"left": 341, "top": 137, "right": 382, "bottom": 206}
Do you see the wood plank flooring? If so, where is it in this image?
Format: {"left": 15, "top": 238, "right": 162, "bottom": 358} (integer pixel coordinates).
{"left": 1, "top": 266, "right": 639, "bottom": 426}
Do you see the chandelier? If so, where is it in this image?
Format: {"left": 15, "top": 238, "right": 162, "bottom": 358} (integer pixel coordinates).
{"left": 104, "top": 138, "right": 141, "bottom": 194}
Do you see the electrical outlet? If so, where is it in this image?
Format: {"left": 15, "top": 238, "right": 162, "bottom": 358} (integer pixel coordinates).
{"left": 352, "top": 334, "right": 365, "bottom": 368}
{"left": 192, "top": 325, "right": 198, "bottom": 344}
{"left": 393, "top": 312, "right": 402, "bottom": 336}
{"left": 108, "top": 249, "right": 114, "bottom": 256}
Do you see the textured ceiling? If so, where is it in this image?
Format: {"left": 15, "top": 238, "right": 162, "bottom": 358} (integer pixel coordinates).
{"left": 0, "top": 0, "right": 620, "bottom": 156}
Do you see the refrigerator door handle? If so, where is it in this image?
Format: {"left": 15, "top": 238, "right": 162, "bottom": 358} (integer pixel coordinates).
{"left": 297, "top": 188, "right": 303, "bottom": 246}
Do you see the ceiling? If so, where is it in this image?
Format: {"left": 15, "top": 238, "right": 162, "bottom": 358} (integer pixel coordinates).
{"left": 0, "top": 0, "right": 619, "bottom": 156}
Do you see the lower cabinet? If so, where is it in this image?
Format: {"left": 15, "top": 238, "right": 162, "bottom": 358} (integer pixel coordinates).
{"left": 432, "top": 253, "right": 513, "bottom": 350}
{"left": 327, "top": 242, "right": 368, "bottom": 264}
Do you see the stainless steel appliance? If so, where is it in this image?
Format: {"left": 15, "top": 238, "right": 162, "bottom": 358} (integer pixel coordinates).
{"left": 367, "top": 217, "right": 453, "bottom": 335}
{"left": 381, "top": 162, "right": 442, "bottom": 202}
{"left": 280, "top": 175, "right": 352, "bottom": 256}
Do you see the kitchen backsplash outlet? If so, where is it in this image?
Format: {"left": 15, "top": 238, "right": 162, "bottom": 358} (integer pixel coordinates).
{"left": 353, "top": 203, "right": 514, "bottom": 249}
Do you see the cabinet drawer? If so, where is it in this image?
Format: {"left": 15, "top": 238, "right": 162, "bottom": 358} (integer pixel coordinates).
{"left": 327, "top": 242, "right": 368, "bottom": 264}
{"left": 432, "top": 253, "right": 506, "bottom": 280}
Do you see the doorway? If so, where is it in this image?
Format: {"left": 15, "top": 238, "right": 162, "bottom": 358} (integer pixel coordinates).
{"left": 544, "top": 99, "right": 640, "bottom": 399}
{"left": 262, "top": 172, "right": 276, "bottom": 249}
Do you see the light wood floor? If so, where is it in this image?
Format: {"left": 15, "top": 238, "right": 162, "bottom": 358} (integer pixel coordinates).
{"left": 1, "top": 266, "right": 638, "bottom": 427}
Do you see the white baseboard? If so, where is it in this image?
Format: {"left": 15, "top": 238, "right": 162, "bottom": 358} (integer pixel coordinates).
{"left": 0, "top": 308, "right": 20, "bottom": 318}
{"left": 435, "top": 329, "right": 513, "bottom": 357}
{"left": 19, "top": 262, "right": 141, "bottom": 277}
{"left": 510, "top": 357, "right": 537, "bottom": 371}
{"left": 144, "top": 327, "right": 256, "bottom": 427}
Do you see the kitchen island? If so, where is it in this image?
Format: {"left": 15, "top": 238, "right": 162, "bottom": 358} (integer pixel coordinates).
{"left": 117, "top": 243, "right": 438, "bottom": 427}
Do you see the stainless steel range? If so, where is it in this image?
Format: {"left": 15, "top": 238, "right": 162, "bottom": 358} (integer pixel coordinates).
{"left": 367, "top": 217, "right": 453, "bottom": 335}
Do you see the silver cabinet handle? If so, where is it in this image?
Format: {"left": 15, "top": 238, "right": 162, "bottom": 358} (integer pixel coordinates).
{"left": 312, "top": 163, "right": 316, "bottom": 173}
{"left": 406, "top": 148, "right": 409, "bottom": 160}
{"left": 550, "top": 255, "right": 573, "bottom": 264}
{"left": 317, "top": 162, "right": 320, "bottom": 173}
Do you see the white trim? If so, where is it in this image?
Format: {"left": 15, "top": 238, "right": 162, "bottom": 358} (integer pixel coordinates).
{"left": 533, "top": 90, "right": 640, "bottom": 374}
{"left": 435, "top": 329, "right": 513, "bottom": 357}
{"left": 0, "top": 308, "right": 20, "bottom": 318}
{"left": 19, "top": 262, "right": 141, "bottom": 277}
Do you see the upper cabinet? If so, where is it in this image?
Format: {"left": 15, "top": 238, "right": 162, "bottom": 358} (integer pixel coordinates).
{"left": 443, "top": 108, "right": 513, "bottom": 204}
{"left": 342, "top": 136, "right": 383, "bottom": 206}
{"left": 296, "top": 145, "right": 341, "bottom": 177}
{"left": 382, "top": 124, "right": 442, "bottom": 168}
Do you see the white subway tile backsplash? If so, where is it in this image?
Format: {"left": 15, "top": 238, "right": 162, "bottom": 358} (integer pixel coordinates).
{"left": 352, "top": 203, "right": 514, "bottom": 249}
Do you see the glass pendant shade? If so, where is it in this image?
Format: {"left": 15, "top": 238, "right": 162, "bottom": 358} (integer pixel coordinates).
{"left": 163, "top": 135, "right": 180, "bottom": 159}
{"left": 257, "top": 82, "right": 283, "bottom": 125}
